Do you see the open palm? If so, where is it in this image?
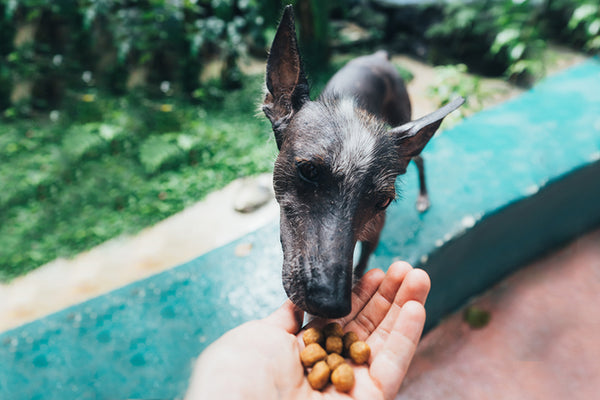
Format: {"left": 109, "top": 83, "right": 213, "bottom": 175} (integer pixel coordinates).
{"left": 187, "top": 261, "right": 430, "bottom": 400}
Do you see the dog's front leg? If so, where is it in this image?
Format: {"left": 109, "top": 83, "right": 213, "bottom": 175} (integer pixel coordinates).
{"left": 413, "top": 155, "right": 430, "bottom": 212}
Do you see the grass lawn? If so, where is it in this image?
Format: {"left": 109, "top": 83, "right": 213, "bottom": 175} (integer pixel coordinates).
{"left": 0, "top": 74, "right": 279, "bottom": 281}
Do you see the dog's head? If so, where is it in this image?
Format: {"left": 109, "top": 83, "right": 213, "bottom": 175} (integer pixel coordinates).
{"left": 263, "top": 6, "right": 463, "bottom": 317}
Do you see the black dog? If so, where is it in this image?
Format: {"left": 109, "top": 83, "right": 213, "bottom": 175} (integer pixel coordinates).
{"left": 263, "top": 6, "right": 464, "bottom": 318}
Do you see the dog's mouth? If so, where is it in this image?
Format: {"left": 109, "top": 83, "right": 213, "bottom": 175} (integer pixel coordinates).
{"left": 281, "top": 247, "right": 355, "bottom": 318}
{"left": 283, "top": 271, "right": 353, "bottom": 318}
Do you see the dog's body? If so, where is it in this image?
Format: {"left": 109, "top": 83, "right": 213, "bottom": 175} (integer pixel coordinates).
{"left": 321, "top": 50, "right": 411, "bottom": 126}
{"left": 263, "top": 6, "right": 464, "bottom": 318}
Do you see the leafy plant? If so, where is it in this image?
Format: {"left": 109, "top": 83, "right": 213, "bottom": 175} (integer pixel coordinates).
{"left": 0, "top": 0, "right": 272, "bottom": 113}
{"left": 564, "top": 2, "right": 600, "bottom": 51}
{"left": 427, "top": 64, "right": 487, "bottom": 127}
{"left": 62, "top": 123, "right": 106, "bottom": 161}
{"left": 425, "top": 0, "right": 547, "bottom": 84}
{"left": 0, "top": 73, "right": 276, "bottom": 281}
{"left": 138, "top": 135, "right": 184, "bottom": 174}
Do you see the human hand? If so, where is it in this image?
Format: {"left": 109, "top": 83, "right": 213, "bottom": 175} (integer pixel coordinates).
{"left": 186, "top": 261, "right": 431, "bottom": 400}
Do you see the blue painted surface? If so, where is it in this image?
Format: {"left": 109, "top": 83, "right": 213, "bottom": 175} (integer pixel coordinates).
{"left": 0, "top": 226, "right": 285, "bottom": 399}
{"left": 1, "top": 58, "right": 599, "bottom": 400}
{"left": 374, "top": 58, "right": 600, "bottom": 268}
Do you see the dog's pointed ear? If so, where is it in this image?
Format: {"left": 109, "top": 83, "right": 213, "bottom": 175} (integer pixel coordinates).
{"left": 263, "top": 5, "right": 310, "bottom": 149}
{"left": 389, "top": 97, "right": 465, "bottom": 158}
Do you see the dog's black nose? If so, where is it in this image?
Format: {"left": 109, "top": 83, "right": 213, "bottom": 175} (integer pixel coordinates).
{"left": 306, "top": 295, "right": 351, "bottom": 318}
{"left": 305, "top": 273, "right": 352, "bottom": 318}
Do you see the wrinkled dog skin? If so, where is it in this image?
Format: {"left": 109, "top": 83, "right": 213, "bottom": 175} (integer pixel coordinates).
{"left": 263, "top": 6, "right": 464, "bottom": 318}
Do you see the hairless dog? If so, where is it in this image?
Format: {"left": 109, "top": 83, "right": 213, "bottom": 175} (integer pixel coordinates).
{"left": 263, "top": 6, "right": 464, "bottom": 318}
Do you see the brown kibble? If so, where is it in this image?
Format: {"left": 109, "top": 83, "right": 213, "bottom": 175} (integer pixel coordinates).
{"left": 322, "top": 322, "right": 344, "bottom": 338}
{"left": 300, "top": 343, "right": 327, "bottom": 367}
{"left": 302, "top": 327, "right": 324, "bottom": 346}
{"left": 326, "top": 353, "right": 345, "bottom": 371}
{"left": 343, "top": 331, "right": 358, "bottom": 354}
{"left": 331, "top": 363, "right": 355, "bottom": 392}
{"left": 300, "top": 329, "right": 368, "bottom": 391}
{"left": 307, "top": 360, "right": 331, "bottom": 390}
{"left": 325, "top": 335, "right": 343, "bottom": 354}
{"left": 349, "top": 341, "right": 371, "bottom": 365}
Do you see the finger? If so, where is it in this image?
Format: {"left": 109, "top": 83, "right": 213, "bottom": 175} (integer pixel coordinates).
{"left": 367, "top": 268, "right": 430, "bottom": 355}
{"left": 342, "top": 261, "right": 413, "bottom": 339}
{"left": 340, "top": 267, "right": 386, "bottom": 324}
{"left": 369, "top": 300, "right": 426, "bottom": 400}
{"left": 303, "top": 268, "right": 386, "bottom": 332}
{"left": 263, "top": 299, "right": 305, "bottom": 334}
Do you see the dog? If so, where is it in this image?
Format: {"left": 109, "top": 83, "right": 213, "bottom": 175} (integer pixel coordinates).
{"left": 262, "top": 5, "right": 464, "bottom": 318}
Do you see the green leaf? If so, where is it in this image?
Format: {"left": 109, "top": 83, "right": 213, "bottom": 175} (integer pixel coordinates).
{"left": 588, "top": 19, "right": 600, "bottom": 36}
{"left": 569, "top": 4, "right": 598, "bottom": 29}
{"left": 62, "top": 124, "right": 105, "bottom": 161}
{"left": 176, "top": 134, "right": 199, "bottom": 151}
{"left": 98, "top": 124, "right": 124, "bottom": 141}
{"left": 491, "top": 28, "right": 520, "bottom": 54}
{"left": 510, "top": 43, "right": 526, "bottom": 61}
{"left": 454, "top": 8, "right": 477, "bottom": 30}
{"left": 139, "top": 136, "right": 183, "bottom": 173}
{"left": 585, "top": 35, "right": 600, "bottom": 51}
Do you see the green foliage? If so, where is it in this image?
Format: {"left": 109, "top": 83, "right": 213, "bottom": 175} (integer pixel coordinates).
{"left": 426, "top": 0, "right": 547, "bottom": 84}
{"left": 0, "top": 0, "right": 270, "bottom": 113}
{"left": 62, "top": 123, "right": 107, "bottom": 161}
{"left": 139, "top": 135, "right": 184, "bottom": 173}
{"left": 426, "top": 64, "right": 489, "bottom": 128}
{"left": 424, "top": 0, "right": 599, "bottom": 83}
{"left": 546, "top": 0, "right": 600, "bottom": 52}
{"left": 0, "top": 74, "right": 276, "bottom": 281}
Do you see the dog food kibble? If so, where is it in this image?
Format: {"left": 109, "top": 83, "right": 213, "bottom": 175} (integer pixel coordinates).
{"left": 307, "top": 360, "right": 331, "bottom": 390}
{"left": 302, "top": 327, "right": 324, "bottom": 346}
{"left": 300, "top": 343, "right": 327, "bottom": 367}
{"left": 325, "top": 335, "right": 343, "bottom": 354}
{"left": 299, "top": 326, "right": 367, "bottom": 392}
{"left": 326, "top": 353, "right": 345, "bottom": 371}
{"left": 343, "top": 331, "right": 358, "bottom": 354}
{"left": 322, "top": 322, "right": 344, "bottom": 338}
{"left": 331, "top": 363, "right": 355, "bottom": 393}
{"left": 349, "top": 341, "right": 371, "bottom": 365}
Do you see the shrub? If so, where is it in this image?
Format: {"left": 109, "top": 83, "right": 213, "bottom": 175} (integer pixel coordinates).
{"left": 425, "top": 0, "right": 547, "bottom": 84}
{"left": 0, "top": 0, "right": 269, "bottom": 114}
{"left": 544, "top": 0, "right": 600, "bottom": 52}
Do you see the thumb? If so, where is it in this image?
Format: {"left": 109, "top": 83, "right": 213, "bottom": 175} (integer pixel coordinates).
{"left": 263, "top": 300, "right": 304, "bottom": 334}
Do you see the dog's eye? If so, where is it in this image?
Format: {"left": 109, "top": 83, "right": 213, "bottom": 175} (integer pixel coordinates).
{"left": 297, "top": 161, "right": 319, "bottom": 184}
{"left": 376, "top": 197, "right": 393, "bottom": 210}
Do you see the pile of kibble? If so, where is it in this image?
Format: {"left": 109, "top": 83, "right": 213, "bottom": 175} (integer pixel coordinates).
{"left": 299, "top": 322, "right": 371, "bottom": 392}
